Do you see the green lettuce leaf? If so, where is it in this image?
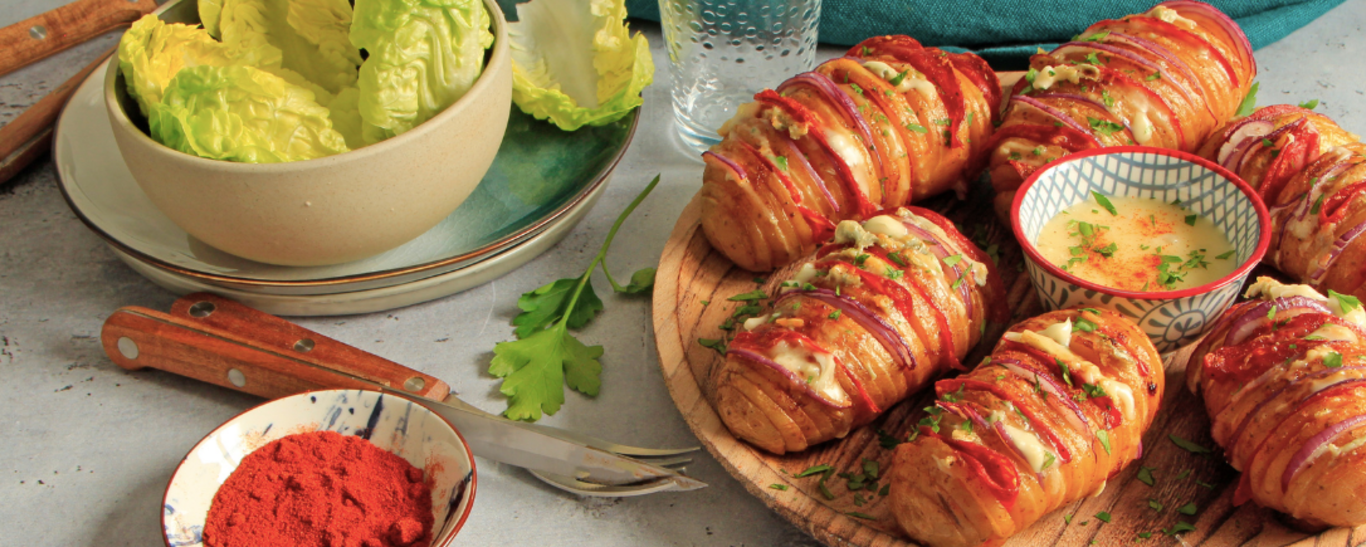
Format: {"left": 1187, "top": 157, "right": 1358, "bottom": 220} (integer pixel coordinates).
{"left": 117, "top": 15, "right": 277, "bottom": 118}
{"left": 214, "top": 0, "right": 361, "bottom": 94}
{"left": 327, "top": 86, "right": 367, "bottom": 149}
{"left": 350, "top": 0, "right": 493, "bottom": 144}
{"left": 508, "top": 0, "right": 652, "bottom": 131}
{"left": 200, "top": 0, "right": 225, "bottom": 38}
{"left": 150, "top": 64, "right": 350, "bottom": 163}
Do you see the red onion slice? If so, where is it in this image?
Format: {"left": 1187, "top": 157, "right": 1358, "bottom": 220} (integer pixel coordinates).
{"left": 1218, "top": 119, "right": 1274, "bottom": 168}
{"left": 1309, "top": 220, "right": 1366, "bottom": 285}
{"left": 1224, "top": 297, "right": 1335, "bottom": 347}
{"left": 1053, "top": 42, "right": 1163, "bottom": 74}
{"left": 1281, "top": 411, "right": 1366, "bottom": 492}
{"left": 703, "top": 150, "right": 748, "bottom": 182}
{"left": 994, "top": 357, "right": 1091, "bottom": 433}
{"left": 1010, "top": 95, "right": 1095, "bottom": 141}
{"left": 777, "top": 288, "right": 917, "bottom": 371}
{"left": 900, "top": 219, "right": 975, "bottom": 322}
{"left": 1157, "top": 1, "right": 1256, "bottom": 75}
{"left": 1101, "top": 31, "right": 1203, "bottom": 97}
{"left": 778, "top": 72, "right": 879, "bottom": 163}
{"left": 1031, "top": 93, "right": 1110, "bottom": 116}
{"left": 727, "top": 344, "right": 853, "bottom": 409}
{"left": 777, "top": 132, "right": 839, "bottom": 213}
{"left": 1238, "top": 118, "right": 1306, "bottom": 176}
{"left": 1228, "top": 365, "right": 1366, "bottom": 461}
{"left": 1192, "top": 300, "right": 1263, "bottom": 373}
{"left": 940, "top": 401, "right": 1045, "bottom": 478}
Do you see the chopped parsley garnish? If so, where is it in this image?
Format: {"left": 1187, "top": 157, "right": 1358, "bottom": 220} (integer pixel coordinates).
{"left": 1168, "top": 434, "right": 1212, "bottom": 454}
{"left": 1088, "top": 117, "right": 1125, "bottom": 138}
{"left": 1163, "top": 522, "right": 1196, "bottom": 536}
{"left": 1096, "top": 429, "right": 1112, "bottom": 454}
{"left": 1086, "top": 52, "right": 1103, "bottom": 65}
{"left": 1324, "top": 351, "right": 1344, "bottom": 368}
{"left": 889, "top": 69, "right": 910, "bottom": 87}
{"left": 1268, "top": 305, "right": 1278, "bottom": 321}
{"left": 771, "top": 155, "right": 789, "bottom": 171}
{"left": 905, "top": 122, "right": 928, "bottom": 134}
{"left": 1042, "top": 452, "right": 1056, "bottom": 470}
{"left": 1175, "top": 469, "right": 1192, "bottom": 480}
{"left": 1299, "top": 98, "right": 1319, "bottom": 110}
{"left": 877, "top": 428, "right": 906, "bottom": 449}
{"left": 1148, "top": 499, "right": 1163, "bottom": 511}
{"left": 1146, "top": 72, "right": 1161, "bottom": 81}
{"left": 888, "top": 252, "right": 907, "bottom": 266}
{"left": 1216, "top": 250, "right": 1235, "bottom": 260}
{"left": 854, "top": 253, "right": 872, "bottom": 267}
{"left": 1083, "top": 383, "right": 1108, "bottom": 398}
{"left": 1184, "top": 214, "right": 1198, "bottom": 226}
{"left": 796, "top": 464, "right": 832, "bottom": 478}
{"left": 1095, "top": 511, "right": 1112, "bottom": 523}
{"left": 1033, "top": 145, "right": 1046, "bottom": 156}
{"left": 850, "top": 83, "right": 865, "bottom": 96}
{"left": 829, "top": 310, "right": 842, "bottom": 320}
{"left": 769, "top": 483, "right": 789, "bottom": 491}
{"left": 943, "top": 254, "right": 964, "bottom": 267}
{"left": 1101, "top": 90, "right": 1115, "bottom": 109}
{"left": 1138, "top": 531, "right": 1153, "bottom": 539}
{"left": 698, "top": 338, "right": 727, "bottom": 355}
{"left": 1311, "top": 193, "right": 1327, "bottom": 215}
{"left": 1235, "top": 82, "right": 1259, "bottom": 117}
{"left": 729, "top": 289, "right": 769, "bottom": 301}
{"left": 1080, "top": 30, "right": 1110, "bottom": 42}
{"left": 1058, "top": 358, "right": 1074, "bottom": 387}
{"left": 1177, "top": 502, "right": 1197, "bottom": 516}
{"left": 934, "top": 118, "right": 953, "bottom": 126}
{"left": 885, "top": 268, "right": 904, "bottom": 280}
{"left": 1075, "top": 317, "right": 1098, "bottom": 332}
{"left": 1092, "top": 191, "right": 1118, "bottom": 216}
{"left": 1330, "top": 289, "right": 1362, "bottom": 313}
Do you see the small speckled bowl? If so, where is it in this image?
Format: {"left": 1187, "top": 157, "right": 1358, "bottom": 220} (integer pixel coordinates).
{"left": 161, "top": 389, "right": 476, "bottom": 547}
{"left": 1011, "top": 147, "right": 1271, "bottom": 353}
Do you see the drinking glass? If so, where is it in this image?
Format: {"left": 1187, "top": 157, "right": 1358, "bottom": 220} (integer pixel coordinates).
{"left": 659, "top": 0, "right": 821, "bottom": 155}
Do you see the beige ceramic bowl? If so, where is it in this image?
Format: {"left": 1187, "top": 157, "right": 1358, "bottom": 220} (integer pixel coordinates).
{"left": 105, "top": 0, "right": 512, "bottom": 267}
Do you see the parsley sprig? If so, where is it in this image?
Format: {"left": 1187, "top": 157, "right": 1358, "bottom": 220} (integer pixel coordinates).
{"left": 489, "top": 175, "right": 660, "bottom": 421}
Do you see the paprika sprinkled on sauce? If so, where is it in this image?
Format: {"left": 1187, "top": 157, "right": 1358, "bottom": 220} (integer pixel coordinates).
{"left": 203, "top": 431, "right": 434, "bottom": 547}
{"left": 1035, "top": 194, "right": 1236, "bottom": 292}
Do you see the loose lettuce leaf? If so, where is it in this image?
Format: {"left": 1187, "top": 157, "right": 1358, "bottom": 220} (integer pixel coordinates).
{"left": 508, "top": 0, "right": 652, "bottom": 131}
{"left": 214, "top": 0, "right": 361, "bottom": 94}
{"left": 200, "top": 0, "right": 225, "bottom": 38}
{"left": 150, "top": 65, "right": 350, "bottom": 163}
{"left": 117, "top": 15, "right": 275, "bottom": 117}
{"left": 350, "top": 0, "right": 493, "bottom": 144}
{"left": 328, "top": 86, "right": 367, "bottom": 149}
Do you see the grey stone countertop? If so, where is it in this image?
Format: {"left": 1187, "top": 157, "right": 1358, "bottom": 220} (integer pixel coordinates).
{"left": 1, "top": 2, "right": 1364, "bottom": 545}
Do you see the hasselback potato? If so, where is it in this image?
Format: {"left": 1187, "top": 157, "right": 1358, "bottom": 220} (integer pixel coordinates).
{"left": 1197, "top": 105, "right": 1366, "bottom": 301}
{"left": 987, "top": 0, "right": 1256, "bottom": 219}
{"left": 888, "top": 308, "right": 1163, "bottom": 547}
{"left": 1186, "top": 277, "right": 1366, "bottom": 527}
{"left": 715, "top": 207, "right": 1007, "bottom": 454}
{"left": 699, "top": 35, "right": 1000, "bottom": 272}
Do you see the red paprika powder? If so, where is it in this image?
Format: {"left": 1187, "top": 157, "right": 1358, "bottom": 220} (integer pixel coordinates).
{"left": 203, "top": 430, "right": 434, "bottom": 547}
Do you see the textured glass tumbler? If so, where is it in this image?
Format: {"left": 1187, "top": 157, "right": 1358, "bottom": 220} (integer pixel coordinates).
{"left": 660, "top": 0, "right": 821, "bottom": 155}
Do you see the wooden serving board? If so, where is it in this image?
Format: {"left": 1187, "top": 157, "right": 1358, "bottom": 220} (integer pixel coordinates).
{"left": 651, "top": 186, "right": 1366, "bottom": 546}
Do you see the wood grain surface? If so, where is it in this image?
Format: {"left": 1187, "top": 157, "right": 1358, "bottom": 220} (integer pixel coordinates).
{"left": 0, "top": 0, "right": 156, "bottom": 78}
{"left": 652, "top": 185, "right": 1366, "bottom": 546}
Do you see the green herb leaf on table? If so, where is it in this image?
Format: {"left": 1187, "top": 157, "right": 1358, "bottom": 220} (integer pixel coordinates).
{"left": 489, "top": 175, "right": 660, "bottom": 420}
{"left": 1236, "top": 82, "right": 1260, "bottom": 118}
{"left": 1169, "top": 433, "right": 1212, "bottom": 454}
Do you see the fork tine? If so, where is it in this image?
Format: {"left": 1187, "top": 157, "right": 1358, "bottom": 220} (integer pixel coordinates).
{"left": 529, "top": 470, "right": 699, "bottom": 497}
{"left": 632, "top": 455, "right": 694, "bottom": 469}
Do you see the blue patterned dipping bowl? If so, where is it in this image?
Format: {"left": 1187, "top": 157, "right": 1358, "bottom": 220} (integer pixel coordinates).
{"left": 1011, "top": 147, "right": 1271, "bottom": 353}
{"left": 161, "top": 389, "right": 476, "bottom": 547}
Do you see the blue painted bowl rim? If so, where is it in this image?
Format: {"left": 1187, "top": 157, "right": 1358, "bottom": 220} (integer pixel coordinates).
{"left": 1009, "top": 145, "right": 1272, "bottom": 300}
{"left": 159, "top": 388, "right": 478, "bottom": 547}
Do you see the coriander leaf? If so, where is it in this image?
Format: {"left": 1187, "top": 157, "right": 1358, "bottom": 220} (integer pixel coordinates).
{"left": 1216, "top": 250, "right": 1235, "bottom": 260}
{"left": 1177, "top": 502, "right": 1197, "bottom": 515}
{"left": 729, "top": 289, "right": 770, "bottom": 302}
{"left": 1324, "top": 351, "right": 1343, "bottom": 368}
{"left": 1236, "top": 82, "right": 1259, "bottom": 118}
{"left": 1299, "top": 99, "right": 1319, "bottom": 110}
{"left": 770, "top": 483, "right": 789, "bottom": 491}
{"left": 698, "top": 338, "right": 727, "bottom": 355}
{"left": 796, "top": 464, "right": 833, "bottom": 477}
{"left": 512, "top": 278, "right": 604, "bottom": 338}
{"left": 1096, "top": 429, "right": 1112, "bottom": 454}
{"left": 1169, "top": 434, "right": 1212, "bottom": 454}
{"left": 1095, "top": 511, "right": 1111, "bottom": 523}
{"left": 490, "top": 325, "right": 604, "bottom": 421}
{"left": 1164, "top": 521, "right": 1196, "bottom": 536}
{"left": 889, "top": 69, "right": 909, "bottom": 87}
{"left": 1330, "top": 289, "right": 1362, "bottom": 314}
{"left": 905, "top": 122, "right": 928, "bottom": 134}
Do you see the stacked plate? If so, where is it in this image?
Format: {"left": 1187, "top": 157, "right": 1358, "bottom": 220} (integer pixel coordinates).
{"left": 54, "top": 59, "right": 637, "bottom": 316}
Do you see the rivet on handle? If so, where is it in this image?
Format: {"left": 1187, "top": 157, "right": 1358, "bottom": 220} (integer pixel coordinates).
{"left": 188, "top": 301, "right": 216, "bottom": 318}
{"left": 29, "top": 26, "right": 46, "bottom": 40}
{"left": 228, "top": 369, "right": 247, "bottom": 388}
{"left": 403, "top": 376, "right": 426, "bottom": 392}
{"left": 117, "top": 337, "right": 139, "bottom": 360}
{"left": 294, "top": 339, "right": 315, "bottom": 353}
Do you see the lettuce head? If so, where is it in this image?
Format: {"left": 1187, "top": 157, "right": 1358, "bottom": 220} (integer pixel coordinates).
{"left": 508, "top": 0, "right": 651, "bottom": 131}
{"left": 150, "top": 64, "right": 351, "bottom": 163}
{"left": 118, "top": 15, "right": 276, "bottom": 118}
{"left": 350, "top": 0, "right": 493, "bottom": 144}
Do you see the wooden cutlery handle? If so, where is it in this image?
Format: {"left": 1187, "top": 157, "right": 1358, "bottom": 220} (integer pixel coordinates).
{"left": 100, "top": 294, "right": 452, "bottom": 401}
{"left": 0, "top": 47, "right": 113, "bottom": 186}
{"left": 0, "top": 0, "right": 155, "bottom": 78}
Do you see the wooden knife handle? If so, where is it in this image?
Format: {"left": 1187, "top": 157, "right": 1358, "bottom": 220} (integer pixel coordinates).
{"left": 0, "top": 0, "right": 156, "bottom": 78}
{"left": 0, "top": 47, "right": 113, "bottom": 186}
{"left": 100, "top": 294, "right": 452, "bottom": 401}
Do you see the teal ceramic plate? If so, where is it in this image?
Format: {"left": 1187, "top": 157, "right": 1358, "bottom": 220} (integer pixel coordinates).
{"left": 55, "top": 57, "right": 636, "bottom": 296}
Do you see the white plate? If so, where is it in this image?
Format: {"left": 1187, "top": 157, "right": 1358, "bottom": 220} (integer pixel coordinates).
{"left": 55, "top": 58, "right": 636, "bottom": 297}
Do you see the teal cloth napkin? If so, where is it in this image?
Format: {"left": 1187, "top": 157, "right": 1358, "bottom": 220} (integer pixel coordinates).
{"left": 628, "top": 0, "right": 1345, "bottom": 70}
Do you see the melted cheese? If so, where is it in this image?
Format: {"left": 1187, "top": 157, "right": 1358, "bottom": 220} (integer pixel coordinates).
{"left": 744, "top": 314, "right": 772, "bottom": 331}
{"left": 1033, "top": 64, "right": 1099, "bottom": 90}
{"left": 1100, "top": 378, "right": 1135, "bottom": 420}
{"left": 1145, "top": 6, "right": 1199, "bottom": 30}
{"left": 897, "top": 210, "right": 991, "bottom": 287}
{"left": 1000, "top": 422, "right": 1053, "bottom": 473}
{"left": 769, "top": 340, "right": 846, "bottom": 403}
{"left": 1245, "top": 277, "right": 1366, "bottom": 327}
{"left": 1004, "top": 329, "right": 1106, "bottom": 384}
{"left": 864, "top": 215, "right": 909, "bottom": 238}
{"left": 1039, "top": 320, "right": 1074, "bottom": 347}
{"left": 1310, "top": 323, "right": 1359, "bottom": 343}
{"left": 824, "top": 131, "right": 868, "bottom": 172}
{"left": 791, "top": 262, "right": 819, "bottom": 286}
{"left": 1129, "top": 112, "right": 1154, "bottom": 145}
{"left": 761, "top": 105, "right": 809, "bottom": 140}
{"left": 834, "top": 220, "right": 879, "bottom": 250}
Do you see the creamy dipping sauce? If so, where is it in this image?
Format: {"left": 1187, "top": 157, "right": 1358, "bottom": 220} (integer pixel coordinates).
{"left": 1035, "top": 194, "right": 1236, "bottom": 292}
